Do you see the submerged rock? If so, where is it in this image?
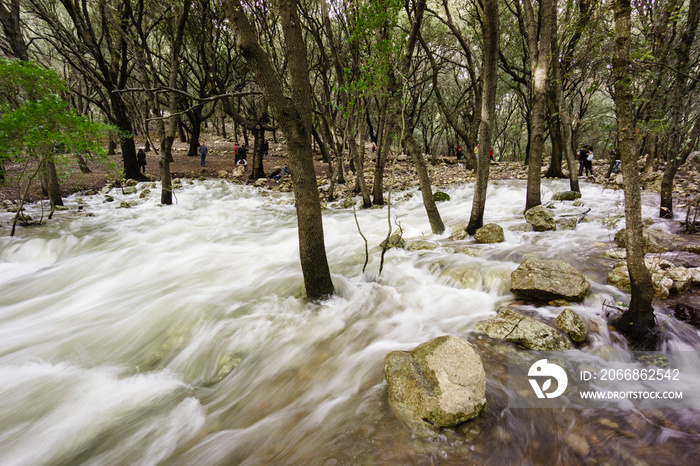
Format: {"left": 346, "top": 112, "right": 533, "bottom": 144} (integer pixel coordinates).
{"left": 384, "top": 336, "right": 486, "bottom": 433}
{"left": 555, "top": 308, "right": 588, "bottom": 343}
{"left": 552, "top": 191, "right": 582, "bottom": 201}
{"left": 556, "top": 218, "right": 577, "bottom": 230}
{"left": 449, "top": 222, "right": 468, "bottom": 241}
{"left": 476, "top": 308, "right": 572, "bottom": 351}
{"left": 473, "top": 223, "right": 505, "bottom": 243}
{"left": 510, "top": 259, "right": 590, "bottom": 302}
{"left": 406, "top": 240, "right": 438, "bottom": 251}
{"left": 524, "top": 205, "right": 556, "bottom": 231}
{"left": 439, "top": 264, "right": 481, "bottom": 289}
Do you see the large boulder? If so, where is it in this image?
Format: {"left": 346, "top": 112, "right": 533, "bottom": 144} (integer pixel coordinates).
{"left": 384, "top": 336, "right": 486, "bottom": 433}
{"left": 524, "top": 205, "right": 556, "bottom": 231}
{"left": 555, "top": 308, "right": 588, "bottom": 343}
{"left": 510, "top": 259, "right": 590, "bottom": 302}
{"left": 476, "top": 308, "right": 572, "bottom": 351}
{"left": 473, "top": 223, "right": 505, "bottom": 243}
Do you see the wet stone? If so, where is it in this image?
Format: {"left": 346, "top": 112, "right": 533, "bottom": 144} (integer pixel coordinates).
{"left": 473, "top": 223, "right": 505, "bottom": 244}
{"left": 384, "top": 336, "right": 486, "bottom": 435}
{"left": 555, "top": 308, "right": 588, "bottom": 343}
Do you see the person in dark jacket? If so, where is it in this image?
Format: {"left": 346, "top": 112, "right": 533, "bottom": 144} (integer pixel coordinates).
{"left": 577, "top": 145, "right": 589, "bottom": 176}
{"left": 198, "top": 142, "right": 208, "bottom": 166}
{"left": 236, "top": 144, "right": 248, "bottom": 166}
{"left": 137, "top": 148, "right": 147, "bottom": 174}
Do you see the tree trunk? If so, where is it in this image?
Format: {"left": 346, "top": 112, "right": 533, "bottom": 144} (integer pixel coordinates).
{"left": 249, "top": 124, "right": 266, "bottom": 180}
{"left": 111, "top": 93, "right": 145, "bottom": 181}
{"left": 74, "top": 153, "right": 91, "bottom": 173}
{"left": 350, "top": 121, "right": 371, "bottom": 208}
{"left": 544, "top": 97, "right": 566, "bottom": 178}
{"left": 312, "top": 127, "right": 332, "bottom": 164}
{"left": 226, "top": 0, "right": 333, "bottom": 300}
{"left": 659, "top": 0, "right": 700, "bottom": 218}
{"left": 372, "top": 95, "right": 392, "bottom": 205}
{"left": 467, "top": 0, "right": 499, "bottom": 235}
{"left": 161, "top": 1, "right": 190, "bottom": 205}
{"left": 404, "top": 134, "right": 444, "bottom": 234}
{"left": 187, "top": 117, "right": 202, "bottom": 157}
{"left": 0, "top": 0, "right": 29, "bottom": 61}
{"left": 40, "top": 157, "right": 63, "bottom": 207}
{"left": 107, "top": 135, "right": 116, "bottom": 155}
{"left": 611, "top": 0, "right": 657, "bottom": 350}
{"left": 523, "top": 0, "right": 554, "bottom": 211}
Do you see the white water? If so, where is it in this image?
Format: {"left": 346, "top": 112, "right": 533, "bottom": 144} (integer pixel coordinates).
{"left": 0, "top": 178, "right": 698, "bottom": 464}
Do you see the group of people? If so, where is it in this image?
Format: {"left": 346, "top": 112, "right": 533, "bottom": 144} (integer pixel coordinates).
{"left": 136, "top": 139, "right": 275, "bottom": 173}
{"left": 577, "top": 144, "right": 622, "bottom": 177}
{"left": 576, "top": 144, "right": 595, "bottom": 177}
{"left": 198, "top": 141, "right": 258, "bottom": 168}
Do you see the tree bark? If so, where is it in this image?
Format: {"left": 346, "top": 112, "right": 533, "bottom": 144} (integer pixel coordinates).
{"left": 40, "top": 157, "right": 64, "bottom": 208}
{"left": 612, "top": 0, "right": 657, "bottom": 350}
{"left": 467, "top": 0, "right": 499, "bottom": 235}
{"left": 405, "top": 133, "right": 444, "bottom": 234}
{"left": 249, "top": 122, "right": 266, "bottom": 180}
{"left": 659, "top": 0, "right": 700, "bottom": 218}
{"left": 523, "top": 0, "right": 554, "bottom": 211}
{"left": 225, "top": 0, "right": 334, "bottom": 300}
{"left": 161, "top": 1, "right": 190, "bottom": 205}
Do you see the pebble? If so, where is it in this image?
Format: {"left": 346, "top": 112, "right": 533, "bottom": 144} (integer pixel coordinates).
{"left": 565, "top": 432, "right": 590, "bottom": 457}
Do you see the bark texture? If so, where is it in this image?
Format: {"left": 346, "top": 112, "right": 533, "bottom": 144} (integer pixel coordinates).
{"left": 612, "top": 0, "right": 657, "bottom": 350}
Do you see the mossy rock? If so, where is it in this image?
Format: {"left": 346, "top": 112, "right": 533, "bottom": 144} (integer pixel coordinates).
{"left": 433, "top": 191, "right": 451, "bottom": 202}
{"left": 552, "top": 191, "right": 582, "bottom": 201}
{"left": 380, "top": 233, "right": 405, "bottom": 250}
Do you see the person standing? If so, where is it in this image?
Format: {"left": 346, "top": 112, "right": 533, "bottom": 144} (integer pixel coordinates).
{"left": 263, "top": 139, "right": 269, "bottom": 156}
{"left": 136, "top": 148, "right": 147, "bottom": 174}
{"left": 577, "top": 145, "right": 589, "bottom": 176}
{"left": 237, "top": 144, "right": 248, "bottom": 166}
{"left": 611, "top": 148, "right": 621, "bottom": 173}
{"left": 585, "top": 145, "right": 595, "bottom": 177}
{"left": 199, "top": 141, "right": 208, "bottom": 167}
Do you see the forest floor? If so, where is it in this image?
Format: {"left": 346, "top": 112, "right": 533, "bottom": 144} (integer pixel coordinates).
{"left": 1, "top": 134, "right": 699, "bottom": 220}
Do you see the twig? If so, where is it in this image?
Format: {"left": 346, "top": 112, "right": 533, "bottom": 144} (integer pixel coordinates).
{"left": 353, "top": 206, "right": 369, "bottom": 274}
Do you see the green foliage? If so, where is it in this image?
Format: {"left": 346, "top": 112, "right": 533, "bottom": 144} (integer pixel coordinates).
{"left": 340, "top": 0, "right": 405, "bottom": 112}
{"left": 0, "top": 59, "right": 113, "bottom": 165}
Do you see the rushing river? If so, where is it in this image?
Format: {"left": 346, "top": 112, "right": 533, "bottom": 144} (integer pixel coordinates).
{"left": 1, "top": 178, "right": 699, "bottom": 465}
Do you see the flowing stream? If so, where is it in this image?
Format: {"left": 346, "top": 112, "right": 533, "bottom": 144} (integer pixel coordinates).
{"left": 1, "top": 178, "right": 699, "bottom": 465}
